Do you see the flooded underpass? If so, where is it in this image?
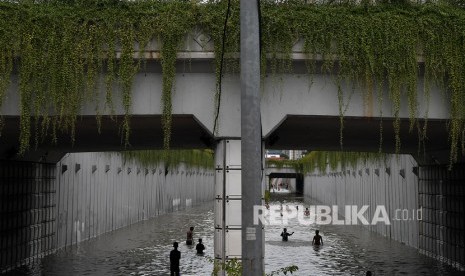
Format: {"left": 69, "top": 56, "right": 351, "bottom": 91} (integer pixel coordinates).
{"left": 7, "top": 196, "right": 463, "bottom": 276}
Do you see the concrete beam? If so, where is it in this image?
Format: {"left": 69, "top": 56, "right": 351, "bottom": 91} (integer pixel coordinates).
{"left": 0, "top": 38, "right": 453, "bottom": 162}
{"left": 0, "top": 115, "right": 214, "bottom": 161}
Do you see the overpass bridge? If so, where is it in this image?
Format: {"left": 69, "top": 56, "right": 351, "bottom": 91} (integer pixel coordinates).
{"left": 0, "top": 32, "right": 463, "bottom": 272}
{"left": 0, "top": 32, "right": 453, "bottom": 163}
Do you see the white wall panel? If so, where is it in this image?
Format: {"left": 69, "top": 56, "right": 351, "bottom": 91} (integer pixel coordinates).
{"left": 55, "top": 152, "right": 214, "bottom": 250}
{"left": 304, "top": 154, "right": 419, "bottom": 249}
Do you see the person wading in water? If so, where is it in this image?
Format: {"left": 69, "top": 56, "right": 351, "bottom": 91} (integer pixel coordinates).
{"left": 281, "top": 228, "right": 294, "bottom": 242}
{"left": 186, "top": 226, "right": 194, "bottom": 245}
{"left": 195, "top": 238, "right": 205, "bottom": 255}
{"left": 312, "top": 230, "right": 323, "bottom": 246}
{"left": 169, "top": 242, "right": 181, "bottom": 276}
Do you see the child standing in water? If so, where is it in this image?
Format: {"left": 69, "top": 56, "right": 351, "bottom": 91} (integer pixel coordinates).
{"left": 186, "top": 226, "right": 194, "bottom": 245}
{"left": 312, "top": 230, "right": 323, "bottom": 246}
{"left": 195, "top": 238, "right": 205, "bottom": 255}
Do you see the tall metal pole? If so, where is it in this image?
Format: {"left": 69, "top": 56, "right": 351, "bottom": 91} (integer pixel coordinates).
{"left": 241, "top": 0, "right": 263, "bottom": 274}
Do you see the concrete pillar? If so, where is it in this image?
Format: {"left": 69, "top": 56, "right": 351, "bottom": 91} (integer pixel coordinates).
{"left": 214, "top": 139, "right": 242, "bottom": 269}
{"left": 214, "top": 139, "right": 265, "bottom": 273}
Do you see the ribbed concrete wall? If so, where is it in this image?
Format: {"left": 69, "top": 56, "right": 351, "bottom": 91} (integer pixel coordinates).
{"left": 0, "top": 161, "right": 57, "bottom": 272}
{"left": 55, "top": 152, "right": 214, "bottom": 249}
{"left": 0, "top": 153, "right": 214, "bottom": 272}
{"left": 304, "top": 154, "right": 419, "bottom": 248}
{"left": 418, "top": 165, "right": 465, "bottom": 270}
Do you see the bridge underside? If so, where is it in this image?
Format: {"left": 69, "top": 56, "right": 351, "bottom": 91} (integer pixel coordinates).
{"left": 1, "top": 114, "right": 453, "bottom": 164}
{"left": 0, "top": 115, "right": 214, "bottom": 162}
{"left": 265, "top": 115, "right": 451, "bottom": 164}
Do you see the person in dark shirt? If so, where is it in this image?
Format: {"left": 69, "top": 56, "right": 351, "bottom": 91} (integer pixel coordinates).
{"left": 169, "top": 242, "right": 181, "bottom": 276}
{"left": 312, "top": 230, "right": 323, "bottom": 246}
{"left": 304, "top": 207, "right": 310, "bottom": 216}
{"left": 195, "top": 238, "right": 205, "bottom": 255}
{"left": 186, "top": 226, "right": 194, "bottom": 245}
{"left": 280, "top": 228, "right": 294, "bottom": 241}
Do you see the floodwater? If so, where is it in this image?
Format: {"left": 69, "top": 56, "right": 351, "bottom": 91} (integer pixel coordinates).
{"left": 265, "top": 195, "right": 462, "bottom": 276}
{"left": 8, "top": 196, "right": 463, "bottom": 276}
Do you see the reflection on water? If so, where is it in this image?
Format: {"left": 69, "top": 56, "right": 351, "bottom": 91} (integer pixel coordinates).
{"left": 265, "top": 195, "right": 462, "bottom": 276}
{"left": 8, "top": 196, "right": 463, "bottom": 275}
{"left": 9, "top": 204, "right": 215, "bottom": 276}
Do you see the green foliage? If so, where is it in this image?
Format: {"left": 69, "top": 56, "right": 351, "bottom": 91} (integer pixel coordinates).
{"left": 122, "top": 149, "right": 214, "bottom": 169}
{"left": 265, "top": 189, "right": 271, "bottom": 203}
{"left": 199, "top": 0, "right": 240, "bottom": 134}
{"left": 157, "top": 1, "right": 197, "bottom": 149}
{"left": 212, "top": 258, "right": 242, "bottom": 276}
{"left": 1, "top": 0, "right": 465, "bottom": 165}
{"left": 209, "top": 257, "right": 298, "bottom": 276}
{"left": 0, "top": 0, "right": 196, "bottom": 153}
{"left": 267, "top": 158, "right": 303, "bottom": 173}
{"left": 267, "top": 151, "right": 386, "bottom": 174}
{"left": 267, "top": 265, "right": 299, "bottom": 276}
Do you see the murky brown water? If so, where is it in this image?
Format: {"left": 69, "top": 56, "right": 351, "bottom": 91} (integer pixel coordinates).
{"left": 7, "top": 196, "right": 463, "bottom": 275}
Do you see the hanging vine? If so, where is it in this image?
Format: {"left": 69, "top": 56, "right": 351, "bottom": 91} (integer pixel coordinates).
{"left": 267, "top": 151, "right": 386, "bottom": 175}
{"left": 122, "top": 149, "right": 214, "bottom": 170}
{"left": 200, "top": 0, "right": 240, "bottom": 135}
{"left": 156, "top": 1, "right": 197, "bottom": 150}
{"left": 1, "top": 0, "right": 465, "bottom": 165}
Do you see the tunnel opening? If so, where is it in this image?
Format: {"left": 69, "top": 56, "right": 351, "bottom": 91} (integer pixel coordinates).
{"left": 268, "top": 172, "right": 304, "bottom": 195}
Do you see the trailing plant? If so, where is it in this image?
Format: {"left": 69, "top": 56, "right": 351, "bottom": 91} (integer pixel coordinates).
{"left": 267, "top": 158, "right": 303, "bottom": 173}
{"left": 1, "top": 0, "right": 465, "bottom": 166}
{"left": 156, "top": 1, "right": 197, "bottom": 149}
{"left": 199, "top": 0, "right": 240, "bottom": 135}
{"left": 122, "top": 149, "right": 214, "bottom": 170}
{"left": 0, "top": 0, "right": 197, "bottom": 154}
{"left": 267, "top": 151, "right": 386, "bottom": 175}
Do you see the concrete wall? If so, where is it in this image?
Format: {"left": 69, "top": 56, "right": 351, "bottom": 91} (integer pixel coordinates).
{"left": 55, "top": 152, "right": 214, "bottom": 248}
{"left": 0, "top": 153, "right": 215, "bottom": 272}
{"left": 418, "top": 165, "right": 465, "bottom": 270}
{"left": 1, "top": 33, "right": 451, "bottom": 139}
{"left": 304, "top": 155, "right": 465, "bottom": 270}
{"left": 0, "top": 161, "right": 57, "bottom": 273}
{"left": 304, "top": 154, "right": 419, "bottom": 248}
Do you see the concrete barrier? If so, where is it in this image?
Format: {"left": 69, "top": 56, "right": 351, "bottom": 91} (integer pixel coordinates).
{"left": 418, "top": 165, "right": 465, "bottom": 270}
{"left": 304, "top": 154, "right": 464, "bottom": 270}
{"left": 0, "top": 153, "right": 215, "bottom": 272}
{"left": 304, "top": 154, "right": 419, "bottom": 248}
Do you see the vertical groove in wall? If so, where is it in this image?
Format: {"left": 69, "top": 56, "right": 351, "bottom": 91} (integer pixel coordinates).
{"left": 0, "top": 161, "right": 56, "bottom": 273}
{"left": 303, "top": 155, "right": 419, "bottom": 248}
{"left": 1, "top": 152, "right": 215, "bottom": 272}
{"left": 418, "top": 165, "right": 465, "bottom": 270}
{"left": 54, "top": 152, "right": 214, "bottom": 250}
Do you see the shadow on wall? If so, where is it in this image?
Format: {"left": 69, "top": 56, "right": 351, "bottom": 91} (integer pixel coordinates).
{"left": 0, "top": 153, "right": 215, "bottom": 273}
{"left": 0, "top": 161, "right": 57, "bottom": 273}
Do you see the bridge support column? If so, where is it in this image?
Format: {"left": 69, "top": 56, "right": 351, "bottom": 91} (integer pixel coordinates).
{"left": 0, "top": 161, "right": 56, "bottom": 273}
{"left": 213, "top": 139, "right": 264, "bottom": 274}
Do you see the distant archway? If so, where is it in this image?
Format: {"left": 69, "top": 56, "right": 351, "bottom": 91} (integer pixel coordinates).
{"left": 268, "top": 172, "right": 304, "bottom": 195}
